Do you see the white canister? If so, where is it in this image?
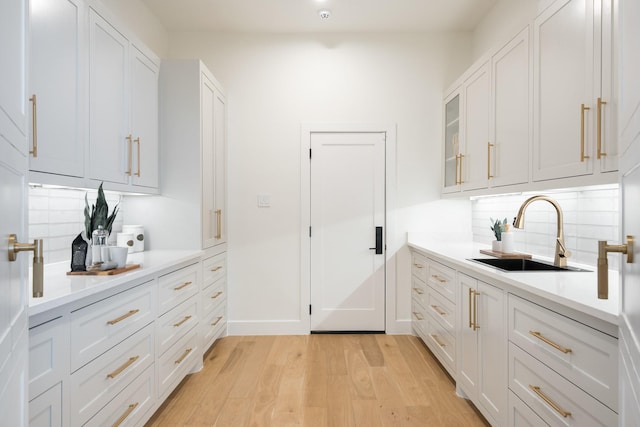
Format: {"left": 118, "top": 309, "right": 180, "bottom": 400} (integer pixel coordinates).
{"left": 117, "top": 232, "right": 135, "bottom": 254}
{"left": 501, "top": 232, "right": 515, "bottom": 254}
{"left": 122, "top": 225, "right": 144, "bottom": 253}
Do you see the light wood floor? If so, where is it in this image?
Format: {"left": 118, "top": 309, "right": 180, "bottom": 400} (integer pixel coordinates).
{"left": 146, "top": 334, "right": 489, "bottom": 427}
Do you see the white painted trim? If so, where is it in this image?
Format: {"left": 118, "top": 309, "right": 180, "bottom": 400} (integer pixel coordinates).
{"left": 227, "top": 320, "right": 309, "bottom": 336}
{"left": 300, "top": 123, "right": 398, "bottom": 334}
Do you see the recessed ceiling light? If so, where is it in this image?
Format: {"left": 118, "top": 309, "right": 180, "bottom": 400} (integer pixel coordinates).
{"left": 318, "top": 9, "right": 331, "bottom": 20}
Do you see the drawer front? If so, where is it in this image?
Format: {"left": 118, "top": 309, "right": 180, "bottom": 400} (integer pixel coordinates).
{"left": 158, "top": 263, "right": 199, "bottom": 316}
{"left": 70, "top": 324, "right": 154, "bottom": 426}
{"left": 509, "top": 343, "right": 617, "bottom": 427}
{"left": 426, "top": 285, "right": 455, "bottom": 334}
{"left": 29, "top": 383, "right": 63, "bottom": 427}
{"left": 29, "top": 316, "right": 68, "bottom": 401}
{"left": 411, "top": 276, "right": 426, "bottom": 307}
{"left": 427, "top": 260, "right": 456, "bottom": 302}
{"left": 509, "top": 390, "right": 549, "bottom": 427}
{"left": 83, "top": 364, "right": 155, "bottom": 427}
{"left": 509, "top": 294, "right": 618, "bottom": 410}
{"left": 425, "top": 318, "right": 456, "bottom": 376}
{"left": 203, "top": 252, "right": 226, "bottom": 289}
{"left": 411, "top": 252, "right": 427, "bottom": 282}
{"left": 158, "top": 297, "right": 199, "bottom": 356}
{"left": 411, "top": 297, "right": 427, "bottom": 336}
{"left": 202, "top": 278, "right": 226, "bottom": 315}
{"left": 158, "top": 326, "right": 200, "bottom": 399}
{"left": 70, "top": 281, "right": 154, "bottom": 371}
{"left": 202, "top": 302, "right": 226, "bottom": 350}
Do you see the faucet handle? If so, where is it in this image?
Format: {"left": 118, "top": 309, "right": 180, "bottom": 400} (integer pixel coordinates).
{"left": 556, "top": 238, "right": 571, "bottom": 258}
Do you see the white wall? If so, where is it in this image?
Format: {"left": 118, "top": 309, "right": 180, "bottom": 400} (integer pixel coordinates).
{"left": 161, "top": 32, "right": 474, "bottom": 333}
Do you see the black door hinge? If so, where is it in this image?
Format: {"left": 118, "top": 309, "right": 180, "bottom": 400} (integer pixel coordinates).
{"left": 309, "top": 226, "right": 312, "bottom": 237}
{"left": 309, "top": 304, "right": 312, "bottom": 315}
{"left": 309, "top": 148, "right": 312, "bottom": 159}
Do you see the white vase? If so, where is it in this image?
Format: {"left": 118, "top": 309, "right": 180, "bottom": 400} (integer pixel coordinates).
{"left": 492, "top": 240, "right": 503, "bottom": 252}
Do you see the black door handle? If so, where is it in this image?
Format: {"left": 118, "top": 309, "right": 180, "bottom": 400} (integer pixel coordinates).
{"left": 369, "top": 226, "right": 383, "bottom": 254}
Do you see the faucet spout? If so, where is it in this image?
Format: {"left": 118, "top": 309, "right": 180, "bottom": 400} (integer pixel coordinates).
{"left": 513, "top": 195, "right": 570, "bottom": 267}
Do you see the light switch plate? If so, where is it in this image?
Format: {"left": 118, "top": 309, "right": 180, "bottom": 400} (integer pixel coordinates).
{"left": 258, "top": 193, "right": 271, "bottom": 207}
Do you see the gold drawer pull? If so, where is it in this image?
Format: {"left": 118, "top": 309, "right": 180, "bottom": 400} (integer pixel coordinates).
{"left": 412, "top": 311, "right": 424, "bottom": 321}
{"left": 107, "top": 309, "right": 139, "bottom": 325}
{"left": 174, "top": 315, "right": 192, "bottom": 328}
{"left": 580, "top": 104, "right": 591, "bottom": 162}
{"left": 211, "top": 316, "right": 223, "bottom": 327}
{"left": 210, "top": 266, "right": 223, "bottom": 272}
{"left": 412, "top": 287, "right": 424, "bottom": 295}
{"left": 174, "top": 281, "right": 193, "bottom": 291}
{"left": 125, "top": 134, "right": 133, "bottom": 176}
{"left": 106, "top": 356, "right": 139, "bottom": 379}
{"left": 431, "top": 274, "right": 447, "bottom": 283}
{"left": 529, "top": 331, "right": 572, "bottom": 354}
{"left": 113, "top": 402, "right": 139, "bottom": 427}
{"left": 529, "top": 385, "right": 572, "bottom": 418}
{"left": 413, "top": 263, "right": 424, "bottom": 269}
{"left": 430, "top": 334, "right": 446, "bottom": 347}
{"left": 211, "top": 291, "right": 223, "bottom": 299}
{"left": 175, "top": 348, "right": 192, "bottom": 365}
{"left": 215, "top": 209, "right": 222, "bottom": 239}
{"left": 431, "top": 305, "right": 446, "bottom": 316}
{"left": 29, "top": 94, "right": 38, "bottom": 157}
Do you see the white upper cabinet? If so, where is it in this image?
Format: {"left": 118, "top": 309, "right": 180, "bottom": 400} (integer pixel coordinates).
{"left": 442, "top": 90, "right": 461, "bottom": 193}
{"left": 29, "top": 0, "right": 85, "bottom": 178}
{"left": 489, "top": 27, "right": 530, "bottom": 188}
{"left": 461, "top": 62, "right": 490, "bottom": 192}
{"left": 533, "top": 0, "right": 616, "bottom": 181}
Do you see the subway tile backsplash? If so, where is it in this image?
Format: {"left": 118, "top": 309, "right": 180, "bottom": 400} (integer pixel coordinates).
{"left": 471, "top": 185, "right": 620, "bottom": 269}
{"left": 29, "top": 186, "right": 123, "bottom": 264}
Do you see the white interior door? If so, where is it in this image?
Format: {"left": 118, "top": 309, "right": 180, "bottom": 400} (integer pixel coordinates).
{"left": 310, "top": 131, "right": 385, "bottom": 331}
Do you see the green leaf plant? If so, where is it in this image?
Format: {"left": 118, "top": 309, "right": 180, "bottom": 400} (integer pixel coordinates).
{"left": 84, "top": 183, "right": 119, "bottom": 239}
{"left": 490, "top": 217, "right": 508, "bottom": 241}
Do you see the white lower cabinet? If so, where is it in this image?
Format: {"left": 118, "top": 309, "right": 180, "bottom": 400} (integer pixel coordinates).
{"left": 158, "top": 326, "right": 200, "bottom": 400}
{"left": 457, "top": 273, "right": 507, "bottom": 426}
{"left": 201, "top": 251, "right": 227, "bottom": 352}
{"left": 29, "top": 383, "right": 63, "bottom": 427}
{"left": 508, "top": 390, "right": 548, "bottom": 427}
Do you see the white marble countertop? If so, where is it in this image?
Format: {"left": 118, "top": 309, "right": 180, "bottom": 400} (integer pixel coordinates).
{"left": 407, "top": 233, "right": 620, "bottom": 326}
{"left": 29, "top": 250, "right": 203, "bottom": 317}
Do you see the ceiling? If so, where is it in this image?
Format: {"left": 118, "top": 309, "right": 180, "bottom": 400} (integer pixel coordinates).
{"left": 140, "top": 0, "right": 499, "bottom": 33}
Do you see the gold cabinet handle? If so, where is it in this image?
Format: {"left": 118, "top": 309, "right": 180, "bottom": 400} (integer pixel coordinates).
{"left": 454, "top": 154, "right": 460, "bottom": 185}
{"left": 473, "top": 290, "right": 480, "bottom": 331}
{"left": 597, "top": 97, "right": 607, "bottom": 159}
{"left": 412, "top": 287, "right": 424, "bottom": 295}
{"left": 580, "top": 104, "right": 591, "bottom": 162}
{"left": 215, "top": 209, "right": 222, "bottom": 239}
{"left": 134, "top": 137, "right": 141, "bottom": 177}
{"left": 173, "top": 315, "right": 192, "bottom": 328}
{"left": 431, "top": 305, "right": 446, "bottom": 316}
{"left": 430, "top": 334, "right": 446, "bottom": 347}
{"left": 211, "top": 291, "right": 223, "bottom": 299}
{"left": 431, "top": 274, "right": 447, "bottom": 283}
{"left": 456, "top": 154, "right": 465, "bottom": 184}
{"left": 107, "top": 309, "right": 139, "bottom": 325}
{"left": 487, "top": 142, "right": 494, "bottom": 179}
{"left": 211, "top": 266, "right": 223, "bottom": 272}
{"left": 125, "top": 135, "right": 133, "bottom": 176}
{"left": 468, "top": 287, "right": 473, "bottom": 328}
{"left": 412, "top": 311, "right": 424, "bottom": 321}
{"left": 112, "top": 402, "right": 139, "bottom": 427}
{"left": 597, "top": 236, "right": 634, "bottom": 299}
{"left": 175, "top": 348, "right": 192, "bottom": 365}
{"left": 529, "top": 330, "right": 572, "bottom": 354}
{"left": 174, "top": 281, "right": 193, "bottom": 291}
{"left": 8, "top": 234, "right": 43, "bottom": 298}
{"left": 211, "top": 316, "right": 223, "bottom": 327}
{"left": 29, "top": 94, "right": 38, "bottom": 157}
{"left": 529, "top": 385, "right": 572, "bottom": 418}
{"left": 106, "top": 356, "right": 139, "bottom": 379}
{"left": 413, "top": 263, "right": 424, "bottom": 269}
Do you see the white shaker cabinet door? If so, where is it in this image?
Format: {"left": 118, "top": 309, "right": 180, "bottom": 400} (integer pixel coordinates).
{"left": 213, "top": 90, "right": 227, "bottom": 245}
{"left": 461, "top": 62, "right": 490, "bottom": 192}
{"left": 29, "top": 0, "right": 85, "bottom": 178}
{"left": 88, "top": 8, "right": 129, "bottom": 185}
{"left": 201, "top": 72, "right": 217, "bottom": 249}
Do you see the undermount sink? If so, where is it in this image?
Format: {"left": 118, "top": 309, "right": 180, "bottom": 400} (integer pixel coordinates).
{"left": 468, "top": 258, "right": 591, "bottom": 272}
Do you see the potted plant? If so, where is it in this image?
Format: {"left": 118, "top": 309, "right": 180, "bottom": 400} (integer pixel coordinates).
{"left": 490, "top": 217, "right": 508, "bottom": 252}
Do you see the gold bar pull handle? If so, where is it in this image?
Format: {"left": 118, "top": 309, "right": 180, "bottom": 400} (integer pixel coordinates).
{"left": 473, "top": 290, "right": 480, "bottom": 330}
{"left": 468, "top": 288, "right": 473, "bottom": 329}
{"left": 431, "top": 274, "right": 447, "bottom": 283}
{"left": 211, "top": 291, "right": 223, "bottom": 299}
{"left": 134, "top": 137, "right": 141, "bottom": 177}
{"left": 175, "top": 348, "right": 192, "bottom": 365}
{"left": 529, "top": 385, "right": 572, "bottom": 418}
{"left": 125, "top": 135, "right": 133, "bottom": 176}
{"left": 211, "top": 266, "right": 223, "bottom": 272}
{"left": 529, "top": 331, "right": 572, "bottom": 354}
{"left": 173, "top": 315, "right": 192, "bottom": 328}
{"left": 211, "top": 316, "right": 223, "bottom": 327}
{"left": 454, "top": 154, "right": 460, "bottom": 185}
{"left": 487, "top": 142, "right": 494, "bottom": 179}
{"left": 412, "top": 311, "right": 424, "bottom": 321}
{"left": 106, "top": 355, "right": 139, "bottom": 379}
{"left": 29, "top": 95, "right": 38, "bottom": 157}
{"left": 8, "top": 234, "right": 44, "bottom": 298}
{"left": 458, "top": 154, "right": 464, "bottom": 184}
{"left": 174, "top": 281, "right": 193, "bottom": 291}
{"left": 597, "top": 97, "right": 607, "bottom": 159}
{"left": 580, "top": 104, "right": 591, "bottom": 162}
{"left": 431, "top": 305, "right": 446, "bottom": 316}
{"left": 112, "top": 402, "right": 139, "bottom": 427}
{"left": 215, "top": 209, "right": 222, "bottom": 239}
{"left": 413, "top": 263, "right": 423, "bottom": 269}
{"left": 598, "top": 236, "right": 634, "bottom": 299}
{"left": 107, "top": 309, "right": 139, "bottom": 326}
{"left": 430, "top": 334, "right": 446, "bottom": 347}
{"left": 412, "top": 287, "right": 424, "bottom": 295}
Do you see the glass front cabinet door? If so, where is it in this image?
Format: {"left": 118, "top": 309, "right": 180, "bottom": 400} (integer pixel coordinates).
{"left": 443, "top": 89, "right": 461, "bottom": 192}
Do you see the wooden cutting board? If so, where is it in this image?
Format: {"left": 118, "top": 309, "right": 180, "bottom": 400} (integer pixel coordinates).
{"left": 479, "top": 249, "right": 532, "bottom": 259}
{"left": 67, "top": 264, "right": 140, "bottom": 276}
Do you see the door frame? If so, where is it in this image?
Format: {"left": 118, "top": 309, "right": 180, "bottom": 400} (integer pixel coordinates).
{"left": 300, "top": 123, "right": 397, "bottom": 334}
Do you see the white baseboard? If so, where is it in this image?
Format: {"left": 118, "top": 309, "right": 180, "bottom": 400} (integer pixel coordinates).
{"left": 387, "top": 319, "right": 412, "bottom": 335}
{"left": 227, "top": 319, "right": 413, "bottom": 336}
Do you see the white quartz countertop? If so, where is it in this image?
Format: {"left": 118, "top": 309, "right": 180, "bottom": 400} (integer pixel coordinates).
{"left": 29, "top": 250, "right": 203, "bottom": 317}
{"left": 407, "top": 233, "right": 620, "bottom": 326}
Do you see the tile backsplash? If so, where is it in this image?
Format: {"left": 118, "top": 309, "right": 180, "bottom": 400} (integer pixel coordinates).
{"left": 471, "top": 185, "right": 620, "bottom": 269}
{"left": 29, "top": 186, "right": 123, "bottom": 264}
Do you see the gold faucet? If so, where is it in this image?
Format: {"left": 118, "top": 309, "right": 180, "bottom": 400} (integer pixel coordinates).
{"left": 597, "top": 237, "right": 634, "bottom": 299}
{"left": 513, "top": 195, "right": 570, "bottom": 268}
